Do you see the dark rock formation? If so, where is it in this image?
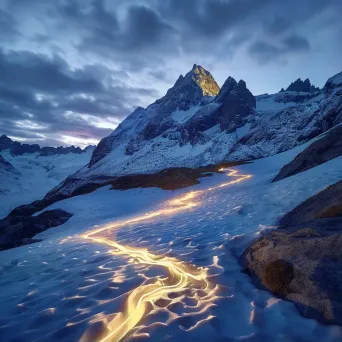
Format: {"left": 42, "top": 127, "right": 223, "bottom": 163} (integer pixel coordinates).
{"left": 0, "top": 134, "right": 15, "bottom": 150}
{"left": 11, "top": 143, "right": 41, "bottom": 155}
{"left": 273, "top": 125, "right": 342, "bottom": 182}
{"left": 286, "top": 78, "right": 319, "bottom": 93}
{"left": 40, "top": 145, "right": 83, "bottom": 156}
{"left": 0, "top": 209, "right": 73, "bottom": 250}
{"left": 219, "top": 79, "right": 256, "bottom": 132}
{"left": 243, "top": 180, "right": 342, "bottom": 325}
{"left": 280, "top": 180, "right": 342, "bottom": 225}
{"left": 191, "top": 64, "right": 220, "bottom": 96}
{"left": 109, "top": 165, "right": 217, "bottom": 191}
{"left": 324, "top": 71, "right": 342, "bottom": 91}
{"left": 184, "top": 76, "right": 256, "bottom": 139}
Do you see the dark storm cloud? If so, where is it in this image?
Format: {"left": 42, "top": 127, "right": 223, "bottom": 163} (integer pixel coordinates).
{"left": 0, "top": 0, "right": 340, "bottom": 146}
{"left": 0, "top": 47, "right": 158, "bottom": 145}
{"left": 249, "top": 34, "right": 310, "bottom": 64}
{"left": 0, "top": 49, "right": 104, "bottom": 94}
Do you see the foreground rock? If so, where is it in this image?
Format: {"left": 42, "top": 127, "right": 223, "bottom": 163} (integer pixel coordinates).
{"left": 243, "top": 180, "right": 342, "bottom": 325}
{"left": 0, "top": 209, "right": 73, "bottom": 250}
{"left": 273, "top": 125, "right": 342, "bottom": 182}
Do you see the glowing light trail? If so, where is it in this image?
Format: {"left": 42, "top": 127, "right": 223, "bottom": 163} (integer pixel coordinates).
{"left": 79, "top": 168, "right": 252, "bottom": 342}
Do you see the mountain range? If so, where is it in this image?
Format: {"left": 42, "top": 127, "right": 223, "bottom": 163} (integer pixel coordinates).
{"left": 0, "top": 135, "right": 95, "bottom": 156}
{"left": 47, "top": 65, "right": 342, "bottom": 199}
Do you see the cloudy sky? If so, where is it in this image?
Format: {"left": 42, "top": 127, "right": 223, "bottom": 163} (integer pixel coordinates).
{"left": 0, "top": 0, "right": 341, "bottom": 147}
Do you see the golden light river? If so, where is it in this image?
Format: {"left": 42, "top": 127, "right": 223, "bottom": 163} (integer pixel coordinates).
{"left": 79, "top": 168, "right": 252, "bottom": 342}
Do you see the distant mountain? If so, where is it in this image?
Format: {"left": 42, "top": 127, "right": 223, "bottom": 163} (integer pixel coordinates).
{"left": 47, "top": 67, "right": 342, "bottom": 199}
{"left": 0, "top": 135, "right": 95, "bottom": 156}
{"left": 0, "top": 146, "right": 95, "bottom": 218}
{"left": 285, "top": 78, "right": 320, "bottom": 93}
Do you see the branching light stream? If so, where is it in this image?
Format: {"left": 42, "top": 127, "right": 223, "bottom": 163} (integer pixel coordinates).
{"left": 79, "top": 168, "right": 252, "bottom": 342}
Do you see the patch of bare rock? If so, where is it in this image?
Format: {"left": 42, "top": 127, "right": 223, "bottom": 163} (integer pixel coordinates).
{"left": 243, "top": 180, "right": 342, "bottom": 325}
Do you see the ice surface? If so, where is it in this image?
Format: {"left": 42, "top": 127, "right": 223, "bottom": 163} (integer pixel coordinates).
{"left": 0, "top": 141, "right": 342, "bottom": 342}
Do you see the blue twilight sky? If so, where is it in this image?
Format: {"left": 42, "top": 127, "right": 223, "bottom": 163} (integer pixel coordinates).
{"left": 0, "top": 0, "right": 341, "bottom": 147}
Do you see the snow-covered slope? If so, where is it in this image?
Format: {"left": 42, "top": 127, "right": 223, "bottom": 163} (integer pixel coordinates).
{"left": 50, "top": 68, "right": 342, "bottom": 198}
{"left": 0, "top": 148, "right": 94, "bottom": 218}
{"left": 0, "top": 155, "right": 22, "bottom": 197}
{"left": 1, "top": 138, "right": 341, "bottom": 342}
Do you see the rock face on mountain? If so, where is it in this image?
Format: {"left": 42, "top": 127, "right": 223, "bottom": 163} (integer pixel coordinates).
{"left": 48, "top": 67, "right": 342, "bottom": 199}
{"left": 0, "top": 134, "right": 15, "bottom": 150}
{"left": 0, "top": 135, "right": 92, "bottom": 156}
{"left": 189, "top": 64, "right": 220, "bottom": 96}
{"left": 219, "top": 79, "right": 256, "bottom": 131}
{"left": 0, "top": 209, "right": 73, "bottom": 250}
{"left": 243, "top": 181, "right": 342, "bottom": 325}
{"left": 286, "top": 78, "right": 319, "bottom": 93}
{"left": 227, "top": 78, "right": 342, "bottom": 161}
{"left": 273, "top": 124, "right": 342, "bottom": 182}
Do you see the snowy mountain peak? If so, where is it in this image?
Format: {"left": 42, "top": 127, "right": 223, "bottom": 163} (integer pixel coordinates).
{"left": 189, "top": 64, "right": 220, "bottom": 96}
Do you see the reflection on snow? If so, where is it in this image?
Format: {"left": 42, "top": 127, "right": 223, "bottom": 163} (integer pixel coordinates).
{"left": 1, "top": 162, "right": 342, "bottom": 342}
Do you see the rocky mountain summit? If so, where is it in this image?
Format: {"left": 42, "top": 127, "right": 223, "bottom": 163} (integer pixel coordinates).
{"left": 47, "top": 67, "right": 341, "bottom": 199}
{"left": 285, "top": 78, "right": 320, "bottom": 93}
{"left": 0, "top": 135, "right": 95, "bottom": 156}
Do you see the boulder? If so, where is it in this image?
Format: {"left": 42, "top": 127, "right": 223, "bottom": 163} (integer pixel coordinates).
{"left": 0, "top": 209, "right": 73, "bottom": 250}
{"left": 243, "top": 180, "right": 342, "bottom": 325}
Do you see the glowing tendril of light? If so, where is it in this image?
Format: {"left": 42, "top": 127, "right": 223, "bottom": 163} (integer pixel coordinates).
{"left": 79, "top": 168, "right": 252, "bottom": 342}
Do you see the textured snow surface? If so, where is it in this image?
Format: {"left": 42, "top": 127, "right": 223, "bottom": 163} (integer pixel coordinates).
{"left": 0, "top": 143, "right": 341, "bottom": 342}
{"left": 256, "top": 93, "right": 297, "bottom": 118}
{"left": 0, "top": 150, "right": 93, "bottom": 218}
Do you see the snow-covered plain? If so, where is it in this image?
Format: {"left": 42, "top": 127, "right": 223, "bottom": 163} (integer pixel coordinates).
{"left": 0, "top": 142, "right": 342, "bottom": 342}
{"left": 0, "top": 150, "right": 93, "bottom": 218}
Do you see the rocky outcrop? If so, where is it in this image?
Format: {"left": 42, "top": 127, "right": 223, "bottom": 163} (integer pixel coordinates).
{"left": 191, "top": 64, "right": 220, "bottom": 96}
{"left": 219, "top": 79, "right": 256, "bottom": 132}
{"left": 0, "top": 209, "right": 73, "bottom": 250}
{"left": 0, "top": 134, "right": 15, "bottom": 150}
{"left": 11, "top": 143, "right": 41, "bottom": 155}
{"left": 286, "top": 78, "right": 319, "bottom": 93}
{"left": 243, "top": 181, "right": 342, "bottom": 325}
{"left": 273, "top": 125, "right": 342, "bottom": 182}
{"left": 280, "top": 180, "right": 342, "bottom": 225}
{"left": 40, "top": 145, "right": 83, "bottom": 156}
{"left": 324, "top": 71, "right": 342, "bottom": 91}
